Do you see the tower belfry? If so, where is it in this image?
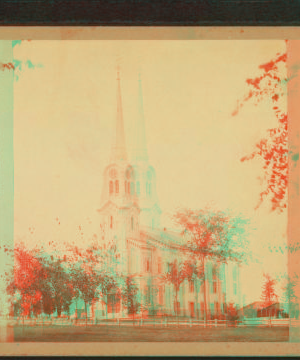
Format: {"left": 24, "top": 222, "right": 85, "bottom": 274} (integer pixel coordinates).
{"left": 110, "top": 69, "right": 127, "bottom": 163}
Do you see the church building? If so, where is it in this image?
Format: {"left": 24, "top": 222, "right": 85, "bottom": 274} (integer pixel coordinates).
{"left": 93, "top": 71, "right": 241, "bottom": 320}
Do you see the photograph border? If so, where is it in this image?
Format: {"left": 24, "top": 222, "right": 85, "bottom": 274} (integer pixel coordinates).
{"left": 0, "top": 27, "right": 299, "bottom": 356}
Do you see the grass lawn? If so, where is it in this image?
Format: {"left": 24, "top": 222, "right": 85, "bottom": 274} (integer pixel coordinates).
{"left": 12, "top": 324, "right": 289, "bottom": 342}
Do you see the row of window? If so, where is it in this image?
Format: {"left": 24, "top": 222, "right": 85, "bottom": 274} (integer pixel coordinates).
{"left": 109, "top": 180, "right": 152, "bottom": 196}
{"left": 105, "top": 293, "right": 224, "bottom": 316}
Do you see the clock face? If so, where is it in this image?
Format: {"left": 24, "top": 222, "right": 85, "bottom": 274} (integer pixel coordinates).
{"left": 109, "top": 168, "right": 117, "bottom": 179}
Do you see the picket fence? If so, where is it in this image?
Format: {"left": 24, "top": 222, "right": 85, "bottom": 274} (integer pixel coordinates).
{"left": 8, "top": 316, "right": 294, "bottom": 328}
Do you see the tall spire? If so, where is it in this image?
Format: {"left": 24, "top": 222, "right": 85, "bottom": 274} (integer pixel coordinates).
{"left": 110, "top": 68, "right": 127, "bottom": 162}
{"left": 133, "top": 73, "right": 149, "bottom": 163}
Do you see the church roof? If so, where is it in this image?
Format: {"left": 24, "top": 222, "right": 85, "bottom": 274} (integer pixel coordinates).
{"left": 140, "top": 226, "right": 187, "bottom": 250}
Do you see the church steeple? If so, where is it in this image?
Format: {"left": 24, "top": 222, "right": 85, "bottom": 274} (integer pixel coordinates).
{"left": 133, "top": 73, "right": 149, "bottom": 163}
{"left": 110, "top": 68, "right": 127, "bottom": 163}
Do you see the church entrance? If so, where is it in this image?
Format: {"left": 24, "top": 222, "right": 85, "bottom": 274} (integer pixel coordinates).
{"left": 107, "top": 293, "right": 121, "bottom": 314}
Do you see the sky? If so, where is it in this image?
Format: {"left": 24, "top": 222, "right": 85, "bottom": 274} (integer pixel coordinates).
{"left": 13, "top": 40, "right": 288, "bottom": 304}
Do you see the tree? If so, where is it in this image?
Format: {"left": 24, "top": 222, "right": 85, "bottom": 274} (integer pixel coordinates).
{"left": 227, "top": 302, "right": 239, "bottom": 326}
{"left": 181, "top": 257, "right": 204, "bottom": 319}
{"left": 70, "top": 262, "right": 100, "bottom": 326}
{"left": 174, "top": 208, "right": 250, "bottom": 323}
{"left": 121, "top": 276, "right": 141, "bottom": 319}
{"left": 160, "top": 259, "right": 188, "bottom": 321}
{"left": 261, "top": 273, "right": 278, "bottom": 325}
{"left": 281, "top": 273, "right": 299, "bottom": 319}
{"left": 68, "top": 242, "right": 121, "bottom": 322}
{"left": 6, "top": 244, "right": 47, "bottom": 320}
{"left": 30, "top": 247, "right": 77, "bottom": 318}
{"left": 39, "top": 255, "right": 74, "bottom": 318}
{"left": 98, "top": 275, "right": 118, "bottom": 319}
{"left": 232, "top": 47, "right": 289, "bottom": 212}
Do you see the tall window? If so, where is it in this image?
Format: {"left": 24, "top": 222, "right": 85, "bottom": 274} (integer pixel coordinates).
{"left": 213, "top": 278, "right": 217, "bottom": 294}
{"left": 201, "top": 302, "right": 205, "bottom": 316}
{"left": 145, "top": 257, "right": 151, "bottom": 273}
{"left": 127, "top": 182, "right": 130, "bottom": 194}
{"left": 215, "top": 301, "right": 219, "bottom": 316}
{"left": 136, "top": 181, "right": 140, "bottom": 196}
{"left": 233, "top": 282, "right": 237, "bottom": 296}
{"left": 189, "top": 280, "right": 195, "bottom": 293}
{"left": 110, "top": 216, "right": 113, "bottom": 229}
{"left": 152, "top": 218, "right": 154, "bottom": 229}
{"left": 159, "top": 286, "right": 164, "bottom": 305}
{"left": 146, "top": 259, "right": 150, "bottom": 272}
{"left": 189, "top": 302, "right": 195, "bottom": 318}
{"left": 146, "top": 182, "right": 152, "bottom": 196}
{"left": 109, "top": 181, "right": 114, "bottom": 194}
{"left": 131, "top": 216, "right": 134, "bottom": 231}
{"left": 115, "top": 180, "right": 119, "bottom": 194}
{"left": 157, "top": 257, "right": 162, "bottom": 274}
{"left": 130, "top": 182, "right": 135, "bottom": 195}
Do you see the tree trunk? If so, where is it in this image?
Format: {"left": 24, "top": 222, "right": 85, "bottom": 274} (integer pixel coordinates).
{"left": 175, "top": 287, "right": 179, "bottom": 326}
{"left": 202, "top": 257, "right": 207, "bottom": 325}
{"left": 57, "top": 298, "right": 62, "bottom": 318}
{"left": 106, "top": 294, "right": 108, "bottom": 320}
{"left": 195, "top": 279, "right": 199, "bottom": 319}
{"left": 85, "top": 302, "right": 87, "bottom": 327}
{"left": 223, "top": 262, "right": 227, "bottom": 324}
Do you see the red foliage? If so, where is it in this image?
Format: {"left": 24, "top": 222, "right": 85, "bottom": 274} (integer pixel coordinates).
{"left": 261, "top": 273, "right": 278, "bottom": 308}
{"left": 233, "top": 49, "right": 288, "bottom": 212}
{"left": 0, "top": 62, "right": 15, "bottom": 71}
{"left": 8, "top": 244, "right": 46, "bottom": 317}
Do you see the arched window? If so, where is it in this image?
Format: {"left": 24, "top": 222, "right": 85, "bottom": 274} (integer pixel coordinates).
{"left": 136, "top": 181, "right": 140, "bottom": 196}
{"left": 127, "top": 182, "right": 130, "bottom": 194}
{"left": 146, "top": 259, "right": 150, "bottom": 272}
{"left": 131, "top": 216, "right": 134, "bottom": 231}
{"left": 125, "top": 181, "right": 127, "bottom": 194}
{"left": 115, "top": 180, "right": 119, "bottom": 194}
{"left": 110, "top": 216, "right": 113, "bottom": 229}
{"left": 109, "top": 181, "right": 114, "bottom": 194}
{"left": 146, "top": 182, "right": 151, "bottom": 196}
{"left": 130, "top": 182, "right": 135, "bottom": 195}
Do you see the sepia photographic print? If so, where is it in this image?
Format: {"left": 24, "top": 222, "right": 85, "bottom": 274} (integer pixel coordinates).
{"left": 0, "top": 28, "right": 299, "bottom": 356}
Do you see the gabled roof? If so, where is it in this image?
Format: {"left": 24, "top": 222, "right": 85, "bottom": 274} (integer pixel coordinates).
{"left": 240, "top": 302, "right": 282, "bottom": 311}
{"left": 240, "top": 301, "right": 264, "bottom": 311}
